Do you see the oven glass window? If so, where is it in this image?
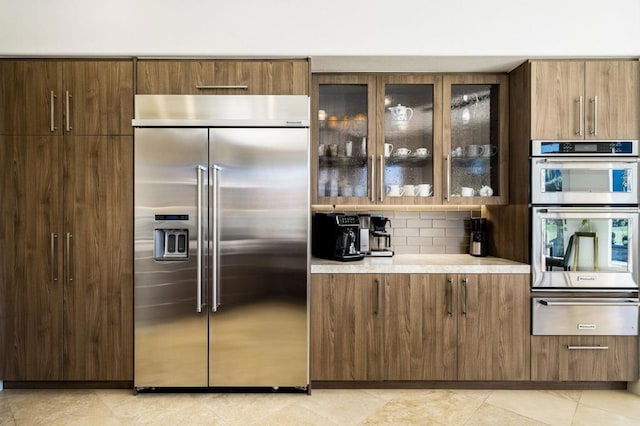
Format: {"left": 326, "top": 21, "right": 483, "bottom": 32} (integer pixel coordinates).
{"left": 542, "top": 168, "right": 631, "bottom": 193}
{"left": 543, "top": 217, "right": 629, "bottom": 272}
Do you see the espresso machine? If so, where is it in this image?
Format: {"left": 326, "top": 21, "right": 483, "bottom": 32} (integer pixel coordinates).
{"left": 369, "top": 216, "right": 394, "bottom": 257}
{"left": 470, "top": 217, "right": 487, "bottom": 257}
{"left": 312, "top": 213, "right": 365, "bottom": 261}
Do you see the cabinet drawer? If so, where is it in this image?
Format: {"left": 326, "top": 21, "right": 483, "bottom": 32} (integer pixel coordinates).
{"left": 531, "top": 335, "right": 638, "bottom": 381}
{"left": 137, "top": 60, "right": 309, "bottom": 95}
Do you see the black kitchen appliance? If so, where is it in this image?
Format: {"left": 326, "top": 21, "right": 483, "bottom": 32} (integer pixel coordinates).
{"left": 312, "top": 213, "right": 365, "bottom": 261}
{"left": 469, "top": 217, "right": 487, "bottom": 257}
{"left": 370, "top": 215, "right": 394, "bottom": 257}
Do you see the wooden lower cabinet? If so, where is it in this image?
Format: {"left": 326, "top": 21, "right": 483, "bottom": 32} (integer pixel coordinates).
{"left": 310, "top": 274, "right": 384, "bottom": 380}
{"left": 1, "top": 135, "right": 133, "bottom": 381}
{"left": 311, "top": 272, "right": 530, "bottom": 382}
{"left": 531, "top": 336, "right": 639, "bottom": 381}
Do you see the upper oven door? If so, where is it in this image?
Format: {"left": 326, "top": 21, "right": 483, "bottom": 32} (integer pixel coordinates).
{"left": 532, "top": 207, "right": 639, "bottom": 289}
{"left": 531, "top": 158, "right": 638, "bottom": 205}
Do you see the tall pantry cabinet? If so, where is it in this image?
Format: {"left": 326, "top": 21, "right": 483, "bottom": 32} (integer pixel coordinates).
{"left": 0, "top": 60, "right": 134, "bottom": 382}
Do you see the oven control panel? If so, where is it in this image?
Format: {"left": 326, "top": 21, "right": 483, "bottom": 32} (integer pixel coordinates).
{"left": 532, "top": 140, "right": 638, "bottom": 156}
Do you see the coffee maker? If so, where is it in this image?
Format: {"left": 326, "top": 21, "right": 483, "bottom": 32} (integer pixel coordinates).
{"left": 312, "top": 213, "right": 365, "bottom": 261}
{"left": 369, "top": 216, "right": 394, "bottom": 257}
{"left": 470, "top": 218, "right": 487, "bottom": 257}
{"left": 357, "top": 214, "right": 371, "bottom": 255}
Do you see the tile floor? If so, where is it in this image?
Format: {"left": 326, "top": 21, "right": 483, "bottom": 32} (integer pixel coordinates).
{"left": 1, "top": 387, "right": 640, "bottom": 425}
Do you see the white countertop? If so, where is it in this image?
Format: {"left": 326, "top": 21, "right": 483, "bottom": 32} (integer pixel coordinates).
{"left": 311, "top": 254, "right": 530, "bottom": 274}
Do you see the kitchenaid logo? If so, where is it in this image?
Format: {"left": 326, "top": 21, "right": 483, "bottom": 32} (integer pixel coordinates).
{"left": 578, "top": 324, "right": 597, "bottom": 330}
{"left": 577, "top": 276, "right": 597, "bottom": 281}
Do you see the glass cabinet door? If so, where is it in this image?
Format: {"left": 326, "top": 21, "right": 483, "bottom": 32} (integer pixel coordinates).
{"left": 380, "top": 76, "right": 441, "bottom": 204}
{"left": 444, "top": 75, "right": 508, "bottom": 204}
{"left": 313, "top": 75, "right": 375, "bottom": 202}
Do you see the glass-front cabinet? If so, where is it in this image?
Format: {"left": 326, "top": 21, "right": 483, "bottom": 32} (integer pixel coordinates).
{"left": 443, "top": 75, "right": 508, "bottom": 204}
{"left": 312, "top": 73, "right": 507, "bottom": 205}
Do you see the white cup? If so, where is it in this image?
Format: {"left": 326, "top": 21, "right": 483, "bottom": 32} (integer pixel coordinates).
{"left": 461, "top": 186, "right": 475, "bottom": 197}
{"left": 465, "top": 145, "right": 484, "bottom": 158}
{"left": 387, "top": 184, "right": 401, "bottom": 197}
{"left": 415, "top": 147, "right": 429, "bottom": 157}
{"left": 395, "top": 147, "right": 411, "bottom": 157}
{"left": 452, "top": 147, "right": 463, "bottom": 157}
{"left": 402, "top": 184, "right": 416, "bottom": 196}
{"left": 388, "top": 104, "right": 414, "bottom": 121}
{"left": 482, "top": 144, "right": 498, "bottom": 157}
{"left": 318, "top": 144, "right": 326, "bottom": 156}
{"left": 345, "top": 140, "right": 353, "bottom": 157}
{"left": 384, "top": 143, "right": 394, "bottom": 157}
{"left": 417, "top": 183, "right": 432, "bottom": 197}
{"left": 341, "top": 184, "right": 354, "bottom": 197}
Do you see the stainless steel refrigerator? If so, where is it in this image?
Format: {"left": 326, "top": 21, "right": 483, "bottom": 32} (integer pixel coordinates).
{"left": 133, "top": 95, "right": 309, "bottom": 390}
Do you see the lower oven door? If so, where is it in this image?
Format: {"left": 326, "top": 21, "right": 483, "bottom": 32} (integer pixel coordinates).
{"left": 532, "top": 207, "right": 639, "bottom": 289}
{"left": 532, "top": 297, "right": 639, "bottom": 335}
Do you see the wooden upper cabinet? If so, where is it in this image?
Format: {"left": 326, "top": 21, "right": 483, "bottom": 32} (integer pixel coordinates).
{"left": 531, "top": 60, "right": 639, "bottom": 140}
{"left": 0, "top": 60, "right": 133, "bottom": 136}
{"left": 63, "top": 61, "right": 134, "bottom": 136}
{"left": 0, "top": 61, "right": 62, "bottom": 135}
{"left": 136, "top": 60, "right": 310, "bottom": 95}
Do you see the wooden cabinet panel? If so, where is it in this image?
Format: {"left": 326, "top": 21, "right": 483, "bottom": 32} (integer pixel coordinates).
{"left": 0, "top": 135, "right": 63, "bottom": 380}
{"left": 585, "top": 61, "right": 640, "bottom": 139}
{"left": 63, "top": 61, "right": 134, "bottom": 135}
{"left": 310, "top": 274, "right": 383, "bottom": 380}
{"left": 63, "top": 136, "right": 133, "bottom": 380}
{"left": 532, "top": 336, "right": 638, "bottom": 381}
{"left": 457, "top": 274, "right": 530, "bottom": 380}
{"left": 137, "top": 60, "right": 309, "bottom": 95}
{"left": 384, "top": 274, "right": 456, "bottom": 380}
{"left": 0, "top": 61, "right": 62, "bottom": 135}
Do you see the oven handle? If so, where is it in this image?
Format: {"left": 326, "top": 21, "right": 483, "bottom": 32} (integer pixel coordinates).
{"left": 538, "top": 299, "right": 640, "bottom": 307}
{"left": 536, "top": 158, "right": 640, "bottom": 164}
{"left": 538, "top": 208, "right": 640, "bottom": 214}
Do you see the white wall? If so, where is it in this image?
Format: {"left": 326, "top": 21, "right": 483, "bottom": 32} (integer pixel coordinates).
{"left": 1, "top": 0, "right": 639, "bottom": 68}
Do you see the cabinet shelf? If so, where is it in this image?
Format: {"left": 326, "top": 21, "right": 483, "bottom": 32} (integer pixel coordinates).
{"left": 386, "top": 155, "right": 432, "bottom": 166}
{"left": 319, "top": 155, "right": 367, "bottom": 167}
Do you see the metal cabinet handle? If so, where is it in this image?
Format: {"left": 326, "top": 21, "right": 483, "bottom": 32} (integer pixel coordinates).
{"left": 445, "top": 155, "right": 451, "bottom": 201}
{"left": 373, "top": 278, "right": 381, "bottom": 315}
{"left": 576, "top": 96, "right": 584, "bottom": 136}
{"left": 50, "top": 233, "right": 58, "bottom": 283}
{"left": 196, "top": 165, "right": 206, "bottom": 313}
{"left": 462, "top": 277, "right": 468, "bottom": 315}
{"left": 590, "top": 96, "right": 598, "bottom": 136}
{"left": 196, "top": 85, "right": 249, "bottom": 90}
{"left": 66, "top": 233, "right": 73, "bottom": 282}
{"left": 50, "top": 91, "right": 57, "bottom": 132}
{"left": 65, "top": 91, "right": 72, "bottom": 132}
{"left": 447, "top": 277, "right": 454, "bottom": 315}
{"left": 379, "top": 155, "right": 384, "bottom": 202}
{"left": 567, "top": 345, "right": 609, "bottom": 350}
{"left": 370, "top": 154, "right": 375, "bottom": 203}
{"left": 211, "top": 165, "right": 222, "bottom": 312}
{"left": 539, "top": 299, "right": 640, "bottom": 307}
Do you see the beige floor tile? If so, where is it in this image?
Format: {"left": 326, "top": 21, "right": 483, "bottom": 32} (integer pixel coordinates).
{"left": 363, "top": 389, "right": 483, "bottom": 426}
{"left": 7, "top": 390, "right": 114, "bottom": 425}
{"left": 579, "top": 390, "right": 640, "bottom": 420}
{"left": 465, "top": 403, "right": 548, "bottom": 426}
{"left": 486, "top": 390, "right": 578, "bottom": 426}
{"left": 260, "top": 404, "right": 337, "bottom": 426}
{"left": 572, "top": 404, "right": 640, "bottom": 426}
{"left": 298, "top": 389, "right": 390, "bottom": 425}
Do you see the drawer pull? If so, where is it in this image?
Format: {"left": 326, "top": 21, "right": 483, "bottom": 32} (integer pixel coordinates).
{"left": 196, "top": 85, "right": 249, "bottom": 90}
{"left": 567, "top": 345, "right": 609, "bottom": 350}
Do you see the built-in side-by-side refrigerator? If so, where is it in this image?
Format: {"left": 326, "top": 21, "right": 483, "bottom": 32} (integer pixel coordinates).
{"left": 133, "top": 95, "right": 309, "bottom": 390}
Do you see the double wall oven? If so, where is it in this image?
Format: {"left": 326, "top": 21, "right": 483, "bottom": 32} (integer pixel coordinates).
{"left": 530, "top": 140, "right": 640, "bottom": 336}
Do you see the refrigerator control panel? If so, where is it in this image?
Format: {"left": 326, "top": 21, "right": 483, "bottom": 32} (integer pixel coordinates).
{"left": 154, "top": 229, "right": 189, "bottom": 260}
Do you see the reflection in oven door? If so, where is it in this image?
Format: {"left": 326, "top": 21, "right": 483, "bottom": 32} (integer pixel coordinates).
{"left": 532, "top": 297, "right": 639, "bottom": 335}
{"left": 532, "top": 207, "right": 639, "bottom": 289}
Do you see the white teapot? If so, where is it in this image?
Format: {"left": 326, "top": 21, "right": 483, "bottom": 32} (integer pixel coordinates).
{"left": 479, "top": 185, "right": 493, "bottom": 197}
{"left": 388, "top": 104, "right": 414, "bottom": 121}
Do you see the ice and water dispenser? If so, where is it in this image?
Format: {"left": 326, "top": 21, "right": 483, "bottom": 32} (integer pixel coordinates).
{"left": 153, "top": 215, "right": 189, "bottom": 260}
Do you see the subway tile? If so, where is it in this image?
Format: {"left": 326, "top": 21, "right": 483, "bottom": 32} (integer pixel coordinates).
{"left": 420, "top": 245, "right": 446, "bottom": 254}
{"left": 393, "top": 245, "right": 421, "bottom": 255}
{"left": 391, "top": 211, "right": 421, "bottom": 219}
{"left": 419, "top": 211, "right": 447, "bottom": 219}
{"left": 446, "top": 211, "right": 473, "bottom": 219}
{"left": 419, "top": 228, "right": 446, "bottom": 237}
{"left": 406, "top": 219, "right": 432, "bottom": 228}
{"left": 446, "top": 227, "right": 468, "bottom": 238}
{"left": 407, "top": 237, "right": 433, "bottom": 246}
{"left": 433, "top": 236, "right": 467, "bottom": 246}
{"left": 446, "top": 245, "right": 469, "bottom": 254}
{"left": 393, "top": 228, "right": 420, "bottom": 237}
{"left": 390, "top": 237, "right": 407, "bottom": 247}
{"left": 389, "top": 219, "right": 406, "bottom": 228}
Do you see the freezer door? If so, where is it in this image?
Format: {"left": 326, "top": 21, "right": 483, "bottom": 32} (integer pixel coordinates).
{"left": 209, "top": 128, "right": 309, "bottom": 387}
{"left": 134, "top": 128, "right": 209, "bottom": 387}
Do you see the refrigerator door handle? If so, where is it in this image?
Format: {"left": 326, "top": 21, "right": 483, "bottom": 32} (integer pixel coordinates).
{"left": 196, "top": 165, "right": 207, "bottom": 313}
{"left": 211, "top": 164, "right": 222, "bottom": 312}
